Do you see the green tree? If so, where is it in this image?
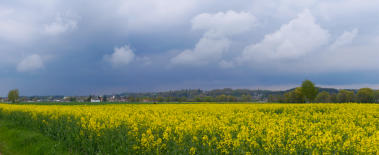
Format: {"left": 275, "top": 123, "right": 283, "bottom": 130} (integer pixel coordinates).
{"left": 194, "top": 96, "right": 202, "bottom": 102}
{"left": 329, "top": 93, "right": 338, "bottom": 103}
{"left": 241, "top": 94, "right": 252, "bottom": 102}
{"left": 268, "top": 94, "right": 285, "bottom": 103}
{"left": 226, "top": 95, "right": 237, "bottom": 102}
{"left": 203, "top": 96, "right": 214, "bottom": 102}
{"left": 127, "top": 96, "right": 136, "bottom": 102}
{"left": 315, "top": 91, "right": 330, "bottom": 103}
{"left": 70, "top": 97, "right": 77, "bottom": 102}
{"left": 374, "top": 90, "right": 379, "bottom": 103}
{"left": 178, "top": 97, "right": 187, "bottom": 102}
{"left": 216, "top": 94, "right": 227, "bottom": 102}
{"left": 356, "top": 88, "right": 375, "bottom": 103}
{"left": 86, "top": 96, "right": 92, "bottom": 102}
{"left": 156, "top": 96, "right": 164, "bottom": 102}
{"left": 337, "top": 90, "right": 355, "bottom": 103}
{"left": 8, "top": 89, "right": 19, "bottom": 103}
{"left": 301, "top": 80, "right": 318, "bottom": 102}
{"left": 284, "top": 87, "right": 305, "bottom": 103}
{"left": 102, "top": 95, "right": 107, "bottom": 102}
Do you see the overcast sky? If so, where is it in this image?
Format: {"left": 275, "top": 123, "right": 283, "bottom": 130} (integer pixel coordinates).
{"left": 1, "top": 0, "right": 379, "bottom": 96}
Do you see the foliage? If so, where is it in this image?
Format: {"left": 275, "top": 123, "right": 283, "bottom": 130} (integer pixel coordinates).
{"left": 284, "top": 87, "right": 305, "bottom": 103}
{"left": 329, "top": 93, "right": 338, "bottom": 103}
{"left": 267, "top": 95, "right": 283, "bottom": 103}
{"left": 315, "top": 91, "right": 330, "bottom": 103}
{"left": 301, "top": 80, "right": 318, "bottom": 102}
{"left": 356, "top": 88, "right": 375, "bottom": 103}
{"left": 8, "top": 89, "right": 19, "bottom": 103}
{"left": 241, "top": 94, "right": 252, "bottom": 102}
{"left": 0, "top": 103, "right": 377, "bottom": 154}
{"left": 337, "top": 90, "right": 355, "bottom": 103}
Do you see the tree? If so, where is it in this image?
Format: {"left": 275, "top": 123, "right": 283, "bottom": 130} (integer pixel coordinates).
{"left": 284, "top": 87, "right": 305, "bottom": 103}
{"left": 268, "top": 94, "right": 285, "bottom": 103}
{"left": 337, "top": 90, "right": 355, "bottom": 103}
{"left": 356, "top": 88, "right": 375, "bottom": 103}
{"left": 315, "top": 91, "right": 330, "bottom": 103}
{"left": 301, "top": 80, "right": 318, "bottom": 102}
{"left": 241, "top": 94, "right": 252, "bottom": 102}
{"left": 8, "top": 89, "right": 19, "bottom": 103}
{"left": 374, "top": 90, "right": 379, "bottom": 103}
{"left": 156, "top": 96, "right": 164, "bottom": 102}
{"left": 203, "top": 96, "right": 214, "bottom": 102}
{"left": 102, "top": 95, "right": 107, "bottom": 102}
{"left": 178, "top": 97, "right": 187, "bottom": 102}
{"left": 70, "top": 97, "right": 77, "bottom": 102}
{"left": 329, "top": 93, "right": 338, "bottom": 103}
{"left": 216, "top": 94, "right": 227, "bottom": 102}
{"left": 127, "top": 96, "right": 136, "bottom": 102}
{"left": 194, "top": 96, "right": 202, "bottom": 102}
{"left": 86, "top": 96, "right": 92, "bottom": 102}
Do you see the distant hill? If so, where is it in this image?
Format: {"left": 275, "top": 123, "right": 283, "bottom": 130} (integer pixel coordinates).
{"left": 10, "top": 87, "right": 363, "bottom": 103}
{"left": 118, "top": 87, "right": 346, "bottom": 100}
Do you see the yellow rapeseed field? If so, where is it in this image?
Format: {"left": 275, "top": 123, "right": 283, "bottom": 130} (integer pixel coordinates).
{"left": 0, "top": 103, "right": 377, "bottom": 154}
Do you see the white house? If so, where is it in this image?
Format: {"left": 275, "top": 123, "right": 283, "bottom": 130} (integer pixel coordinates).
{"left": 91, "top": 99, "right": 101, "bottom": 103}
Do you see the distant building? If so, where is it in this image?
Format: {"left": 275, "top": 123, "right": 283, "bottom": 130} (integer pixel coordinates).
{"left": 91, "top": 96, "right": 101, "bottom": 103}
{"left": 142, "top": 99, "right": 151, "bottom": 102}
{"left": 91, "top": 99, "right": 101, "bottom": 103}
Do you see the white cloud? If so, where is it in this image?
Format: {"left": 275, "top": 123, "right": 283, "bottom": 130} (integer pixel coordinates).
{"left": 136, "top": 56, "right": 152, "bottom": 65}
{"left": 171, "top": 37, "right": 230, "bottom": 65}
{"left": 219, "top": 60, "right": 235, "bottom": 69}
{"left": 192, "top": 10, "right": 257, "bottom": 38}
{"left": 329, "top": 29, "right": 358, "bottom": 51}
{"left": 105, "top": 45, "right": 135, "bottom": 67}
{"left": 17, "top": 54, "right": 44, "bottom": 72}
{"left": 117, "top": 0, "right": 199, "bottom": 31}
{"left": 0, "top": 7, "right": 36, "bottom": 42}
{"left": 239, "top": 10, "right": 329, "bottom": 63}
{"left": 171, "top": 11, "right": 257, "bottom": 66}
{"left": 316, "top": 0, "right": 379, "bottom": 21}
{"left": 249, "top": 0, "right": 379, "bottom": 21}
{"left": 250, "top": 0, "right": 317, "bottom": 20}
{"left": 44, "top": 13, "right": 78, "bottom": 35}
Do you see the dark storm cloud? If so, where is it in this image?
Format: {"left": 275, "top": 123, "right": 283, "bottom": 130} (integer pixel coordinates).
{"left": 1, "top": 0, "right": 379, "bottom": 96}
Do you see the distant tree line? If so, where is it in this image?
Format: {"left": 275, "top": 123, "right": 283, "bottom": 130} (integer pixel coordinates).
{"left": 268, "top": 80, "right": 379, "bottom": 103}
{"left": 4, "top": 80, "right": 379, "bottom": 103}
{"left": 126, "top": 94, "right": 254, "bottom": 102}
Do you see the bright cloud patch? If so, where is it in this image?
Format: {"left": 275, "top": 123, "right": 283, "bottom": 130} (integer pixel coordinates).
{"left": 171, "top": 11, "right": 257, "bottom": 66}
{"left": 192, "top": 11, "right": 257, "bottom": 37}
{"left": 105, "top": 45, "right": 135, "bottom": 67}
{"left": 118, "top": 0, "right": 198, "bottom": 31}
{"left": 44, "top": 13, "right": 78, "bottom": 36}
{"left": 0, "top": 7, "right": 35, "bottom": 42}
{"left": 171, "top": 37, "right": 230, "bottom": 65}
{"left": 240, "top": 10, "right": 329, "bottom": 63}
{"left": 17, "top": 54, "right": 44, "bottom": 72}
{"left": 329, "top": 29, "right": 358, "bottom": 51}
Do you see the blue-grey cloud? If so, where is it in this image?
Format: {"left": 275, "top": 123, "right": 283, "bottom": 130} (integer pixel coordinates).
{"left": 1, "top": 0, "right": 379, "bottom": 96}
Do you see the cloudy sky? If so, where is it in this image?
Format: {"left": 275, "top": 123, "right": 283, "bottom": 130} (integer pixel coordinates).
{"left": 1, "top": 0, "right": 379, "bottom": 96}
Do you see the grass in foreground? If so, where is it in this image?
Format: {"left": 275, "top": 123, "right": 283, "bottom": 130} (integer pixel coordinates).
{"left": 0, "top": 119, "right": 74, "bottom": 155}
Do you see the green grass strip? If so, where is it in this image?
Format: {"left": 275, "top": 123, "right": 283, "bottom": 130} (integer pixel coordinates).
{"left": 0, "top": 119, "right": 75, "bottom": 155}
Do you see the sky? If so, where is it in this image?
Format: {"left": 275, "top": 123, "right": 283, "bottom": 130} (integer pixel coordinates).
{"left": 1, "top": 0, "right": 379, "bottom": 96}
